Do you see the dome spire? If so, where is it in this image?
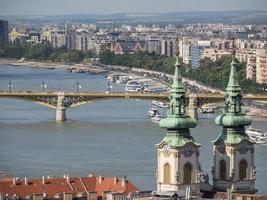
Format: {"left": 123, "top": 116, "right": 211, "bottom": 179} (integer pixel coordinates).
{"left": 226, "top": 38, "right": 241, "bottom": 95}
{"left": 215, "top": 38, "right": 251, "bottom": 128}
{"left": 159, "top": 54, "right": 196, "bottom": 131}
{"left": 171, "top": 56, "right": 185, "bottom": 94}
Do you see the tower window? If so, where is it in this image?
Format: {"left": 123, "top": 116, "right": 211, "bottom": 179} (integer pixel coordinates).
{"left": 164, "top": 163, "right": 171, "bottom": 184}
{"left": 239, "top": 159, "right": 248, "bottom": 180}
{"left": 219, "top": 159, "right": 226, "bottom": 180}
{"left": 183, "top": 162, "right": 192, "bottom": 184}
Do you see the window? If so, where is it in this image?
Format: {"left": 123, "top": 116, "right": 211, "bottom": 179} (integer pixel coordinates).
{"left": 164, "top": 163, "right": 171, "bottom": 184}
{"left": 184, "top": 162, "right": 192, "bottom": 184}
{"left": 239, "top": 159, "right": 248, "bottom": 180}
{"left": 219, "top": 160, "right": 226, "bottom": 180}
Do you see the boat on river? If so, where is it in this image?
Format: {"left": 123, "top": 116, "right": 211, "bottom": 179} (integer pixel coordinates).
{"left": 152, "top": 100, "right": 169, "bottom": 108}
{"left": 147, "top": 107, "right": 160, "bottom": 117}
{"left": 246, "top": 126, "right": 267, "bottom": 144}
{"left": 151, "top": 113, "right": 162, "bottom": 123}
{"left": 125, "top": 80, "right": 142, "bottom": 92}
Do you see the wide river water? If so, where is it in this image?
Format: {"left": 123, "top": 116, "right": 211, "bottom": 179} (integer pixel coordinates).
{"left": 0, "top": 64, "right": 266, "bottom": 193}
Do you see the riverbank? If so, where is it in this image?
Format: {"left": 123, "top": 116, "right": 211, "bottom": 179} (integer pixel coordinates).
{"left": 0, "top": 58, "right": 107, "bottom": 74}
{"left": 0, "top": 58, "right": 68, "bottom": 69}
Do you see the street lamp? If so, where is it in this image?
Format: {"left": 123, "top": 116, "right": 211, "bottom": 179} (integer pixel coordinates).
{"left": 41, "top": 80, "right": 47, "bottom": 92}
{"left": 8, "top": 80, "right": 13, "bottom": 93}
{"left": 76, "top": 80, "right": 82, "bottom": 93}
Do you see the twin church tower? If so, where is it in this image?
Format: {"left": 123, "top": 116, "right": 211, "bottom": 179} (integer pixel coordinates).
{"left": 156, "top": 47, "right": 256, "bottom": 195}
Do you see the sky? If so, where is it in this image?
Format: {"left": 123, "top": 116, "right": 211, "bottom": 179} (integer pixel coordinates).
{"left": 0, "top": 0, "right": 267, "bottom": 15}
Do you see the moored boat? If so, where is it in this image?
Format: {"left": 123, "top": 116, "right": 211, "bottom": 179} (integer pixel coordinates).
{"left": 125, "top": 80, "right": 142, "bottom": 92}
{"left": 151, "top": 113, "right": 162, "bottom": 123}
{"left": 147, "top": 107, "right": 160, "bottom": 117}
{"left": 151, "top": 100, "right": 169, "bottom": 108}
{"left": 246, "top": 126, "right": 267, "bottom": 144}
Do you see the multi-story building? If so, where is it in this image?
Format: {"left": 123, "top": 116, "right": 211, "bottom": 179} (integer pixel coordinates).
{"left": 256, "top": 48, "right": 267, "bottom": 84}
{"left": 0, "top": 20, "right": 8, "bottom": 46}
{"left": 146, "top": 39, "right": 161, "bottom": 55}
{"left": 65, "top": 32, "right": 76, "bottom": 50}
{"left": 160, "top": 39, "right": 176, "bottom": 57}
{"left": 246, "top": 52, "right": 257, "bottom": 80}
{"left": 178, "top": 37, "right": 192, "bottom": 64}
{"left": 201, "top": 48, "right": 231, "bottom": 61}
{"left": 30, "top": 33, "right": 40, "bottom": 43}
{"left": 51, "top": 32, "right": 66, "bottom": 48}
{"left": 76, "top": 32, "right": 89, "bottom": 51}
{"left": 190, "top": 44, "right": 201, "bottom": 68}
{"left": 190, "top": 41, "right": 210, "bottom": 68}
{"left": 40, "top": 31, "right": 52, "bottom": 43}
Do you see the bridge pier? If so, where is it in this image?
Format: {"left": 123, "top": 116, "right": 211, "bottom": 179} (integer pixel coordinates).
{"left": 56, "top": 107, "right": 66, "bottom": 122}
{"left": 188, "top": 94, "right": 198, "bottom": 121}
{"left": 56, "top": 92, "right": 66, "bottom": 122}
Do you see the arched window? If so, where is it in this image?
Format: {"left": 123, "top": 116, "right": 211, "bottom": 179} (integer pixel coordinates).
{"left": 184, "top": 162, "right": 192, "bottom": 184}
{"left": 239, "top": 159, "right": 248, "bottom": 180}
{"left": 164, "top": 163, "right": 171, "bottom": 184}
{"left": 219, "top": 160, "right": 226, "bottom": 180}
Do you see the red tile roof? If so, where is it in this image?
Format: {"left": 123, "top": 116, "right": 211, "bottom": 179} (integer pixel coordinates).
{"left": 0, "top": 176, "right": 139, "bottom": 198}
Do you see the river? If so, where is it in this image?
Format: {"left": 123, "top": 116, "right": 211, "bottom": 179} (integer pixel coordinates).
{"left": 0, "top": 64, "right": 266, "bottom": 193}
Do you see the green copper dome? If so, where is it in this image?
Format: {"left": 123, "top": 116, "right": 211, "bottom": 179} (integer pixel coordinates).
{"left": 159, "top": 57, "right": 197, "bottom": 130}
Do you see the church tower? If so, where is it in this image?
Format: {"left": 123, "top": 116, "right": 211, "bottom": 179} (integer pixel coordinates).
{"left": 156, "top": 57, "right": 201, "bottom": 195}
{"left": 212, "top": 40, "right": 256, "bottom": 193}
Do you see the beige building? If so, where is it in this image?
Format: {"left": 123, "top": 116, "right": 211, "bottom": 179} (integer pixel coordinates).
{"left": 246, "top": 53, "right": 257, "bottom": 80}
{"left": 256, "top": 49, "right": 267, "bottom": 84}
{"left": 201, "top": 48, "right": 231, "bottom": 61}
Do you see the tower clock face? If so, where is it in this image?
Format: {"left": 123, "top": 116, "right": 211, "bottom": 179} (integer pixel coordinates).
{"left": 163, "top": 145, "right": 171, "bottom": 154}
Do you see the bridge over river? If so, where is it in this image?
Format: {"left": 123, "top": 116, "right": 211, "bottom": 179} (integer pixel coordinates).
{"left": 1, "top": 91, "right": 267, "bottom": 122}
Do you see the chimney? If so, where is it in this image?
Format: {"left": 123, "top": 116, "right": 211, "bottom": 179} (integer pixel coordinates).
{"left": 113, "top": 177, "right": 118, "bottom": 185}
{"left": 66, "top": 175, "right": 69, "bottom": 183}
{"left": 121, "top": 176, "right": 126, "bottom": 187}
{"left": 98, "top": 175, "right": 103, "bottom": 184}
{"left": 42, "top": 176, "right": 45, "bottom": 184}
{"left": 12, "top": 177, "right": 16, "bottom": 186}
{"left": 88, "top": 173, "right": 95, "bottom": 177}
{"left": 24, "top": 177, "right": 27, "bottom": 185}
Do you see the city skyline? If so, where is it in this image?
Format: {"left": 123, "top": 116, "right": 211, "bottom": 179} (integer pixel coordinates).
{"left": 0, "top": 0, "right": 267, "bottom": 16}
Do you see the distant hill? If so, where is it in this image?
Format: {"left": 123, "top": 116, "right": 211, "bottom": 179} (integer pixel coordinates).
{"left": 1, "top": 10, "right": 267, "bottom": 25}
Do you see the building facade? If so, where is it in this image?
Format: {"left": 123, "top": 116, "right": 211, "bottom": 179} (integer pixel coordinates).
{"left": 256, "top": 48, "right": 267, "bottom": 84}
{"left": 0, "top": 20, "right": 8, "bottom": 46}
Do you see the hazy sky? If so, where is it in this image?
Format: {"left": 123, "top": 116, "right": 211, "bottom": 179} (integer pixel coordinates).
{"left": 0, "top": 0, "right": 267, "bottom": 15}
